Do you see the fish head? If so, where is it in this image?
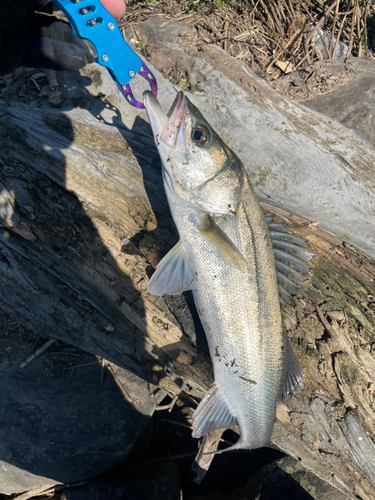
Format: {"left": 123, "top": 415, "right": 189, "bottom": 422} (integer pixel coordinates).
{"left": 144, "top": 91, "right": 243, "bottom": 217}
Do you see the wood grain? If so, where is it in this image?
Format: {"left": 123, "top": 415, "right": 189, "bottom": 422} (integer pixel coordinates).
{"left": 1, "top": 44, "right": 375, "bottom": 498}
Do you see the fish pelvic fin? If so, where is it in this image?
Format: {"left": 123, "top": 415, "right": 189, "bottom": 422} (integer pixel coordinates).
{"left": 192, "top": 384, "right": 237, "bottom": 438}
{"left": 282, "top": 336, "right": 304, "bottom": 398}
{"left": 147, "top": 241, "right": 195, "bottom": 296}
{"left": 197, "top": 214, "right": 247, "bottom": 273}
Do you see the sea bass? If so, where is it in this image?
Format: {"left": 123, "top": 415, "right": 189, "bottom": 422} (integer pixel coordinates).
{"left": 143, "top": 91, "right": 313, "bottom": 451}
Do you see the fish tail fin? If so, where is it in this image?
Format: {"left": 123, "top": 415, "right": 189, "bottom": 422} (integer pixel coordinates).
{"left": 192, "top": 383, "right": 237, "bottom": 438}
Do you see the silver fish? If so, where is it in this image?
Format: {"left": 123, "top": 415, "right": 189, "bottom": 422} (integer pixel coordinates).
{"left": 143, "top": 91, "right": 311, "bottom": 451}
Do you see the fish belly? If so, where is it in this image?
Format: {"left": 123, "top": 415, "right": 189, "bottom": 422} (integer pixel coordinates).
{"left": 191, "top": 256, "right": 284, "bottom": 448}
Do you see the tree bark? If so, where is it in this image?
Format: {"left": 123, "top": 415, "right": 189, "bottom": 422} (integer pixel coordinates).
{"left": 0, "top": 37, "right": 375, "bottom": 500}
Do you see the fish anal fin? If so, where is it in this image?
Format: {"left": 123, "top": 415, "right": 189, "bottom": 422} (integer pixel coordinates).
{"left": 282, "top": 336, "right": 304, "bottom": 398}
{"left": 147, "top": 241, "right": 195, "bottom": 296}
{"left": 192, "top": 384, "right": 237, "bottom": 438}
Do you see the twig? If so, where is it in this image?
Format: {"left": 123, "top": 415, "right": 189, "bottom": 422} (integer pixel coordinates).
{"left": 249, "top": 0, "right": 260, "bottom": 19}
{"left": 253, "top": 28, "right": 284, "bottom": 48}
{"left": 155, "top": 394, "right": 178, "bottom": 412}
{"left": 258, "top": 0, "right": 276, "bottom": 32}
{"left": 294, "top": 48, "right": 314, "bottom": 70}
{"left": 269, "top": 0, "right": 284, "bottom": 34}
{"left": 162, "top": 417, "right": 193, "bottom": 430}
{"left": 328, "top": 0, "right": 340, "bottom": 57}
{"left": 29, "top": 77, "right": 40, "bottom": 91}
{"left": 99, "top": 356, "right": 106, "bottom": 383}
{"left": 356, "top": 0, "right": 362, "bottom": 57}
{"left": 67, "top": 361, "right": 98, "bottom": 370}
{"left": 346, "top": 3, "right": 356, "bottom": 59}
{"left": 332, "top": 1, "right": 352, "bottom": 60}
{"left": 275, "top": 0, "right": 287, "bottom": 24}
{"left": 281, "top": 0, "right": 293, "bottom": 20}
{"left": 27, "top": 335, "right": 40, "bottom": 357}
{"left": 286, "top": 0, "right": 295, "bottom": 17}
{"left": 161, "top": 417, "right": 234, "bottom": 445}
{"left": 362, "top": 7, "right": 368, "bottom": 58}
{"left": 265, "top": 27, "right": 303, "bottom": 73}
{"left": 223, "top": 20, "right": 229, "bottom": 52}
{"left": 304, "top": 0, "right": 339, "bottom": 65}
{"left": 107, "top": 364, "right": 132, "bottom": 402}
{"left": 20, "top": 339, "right": 56, "bottom": 369}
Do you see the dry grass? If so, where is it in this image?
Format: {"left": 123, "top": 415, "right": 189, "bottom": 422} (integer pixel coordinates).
{"left": 120, "top": 0, "right": 375, "bottom": 79}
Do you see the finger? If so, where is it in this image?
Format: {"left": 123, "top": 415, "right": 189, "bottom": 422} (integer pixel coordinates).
{"left": 100, "top": 0, "right": 126, "bottom": 18}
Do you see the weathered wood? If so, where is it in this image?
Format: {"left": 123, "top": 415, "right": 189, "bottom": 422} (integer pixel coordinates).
{"left": 0, "top": 97, "right": 212, "bottom": 400}
{"left": 1, "top": 30, "right": 375, "bottom": 499}
{"left": 268, "top": 210, "right": 375, "bottom": 500}
{"left": 139, "top": 28, "right": 375, "bottom": 259}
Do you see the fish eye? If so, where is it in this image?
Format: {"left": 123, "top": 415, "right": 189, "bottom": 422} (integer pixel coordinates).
{"left": 192, "top": 125, "right": 210, "bottom": 145}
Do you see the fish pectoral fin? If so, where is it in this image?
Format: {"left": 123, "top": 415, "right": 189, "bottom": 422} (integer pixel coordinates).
{"left": 281, "top": 336, "right": 304, "bottom": 398}
{"left": 267, "top": 216, "right": 316, "bottom": 309}
{"left": 192, "top": 384, "right": 237, "bottom": 438}
{"left": 197, "top": 214, "right": 247, "bottom": 273}
{"left": 147, "top": 241, "right": 195, "bottom": 296}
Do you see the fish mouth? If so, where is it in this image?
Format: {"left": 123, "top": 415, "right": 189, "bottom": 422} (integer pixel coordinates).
{"left": 143, "top": 90, "right": 186, "bottom": 153}
{"left": 143, "top": 91, "right": 187, "bottom": 196}
{"left": 160, "top": 91, "right": 186, "bottom": 148}
{"left": 143, "top": 90, "right": 167, "bottom": 138}
{"left": 143, "top": 91, "right": 186, "bottom": 146}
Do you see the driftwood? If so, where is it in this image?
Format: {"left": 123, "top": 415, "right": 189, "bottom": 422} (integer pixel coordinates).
{"left": 1, "top": 28, "right": 375, "bottom": 500}
{"left": 137, "top": 22, "right": 375, "bottom": 259}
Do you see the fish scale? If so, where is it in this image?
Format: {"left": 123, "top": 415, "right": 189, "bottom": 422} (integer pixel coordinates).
{"left": 165, "top": 176, "right": 285, "bottom": 449}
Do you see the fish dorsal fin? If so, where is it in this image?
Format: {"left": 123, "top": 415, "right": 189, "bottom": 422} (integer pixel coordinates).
{"left": 282, "top": 336, "right": 304, "bottom": 397}
{"left": 147, "top": 241, "right": 195, "bottom": 296}
{"left": 192, "top": 384, "right": 237, "bottom": 438}
{"left": 267, "top": 217, "right": 316, "bottom": 309}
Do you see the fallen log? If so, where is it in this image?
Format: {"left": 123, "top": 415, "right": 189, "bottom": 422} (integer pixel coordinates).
{"left": 0, "top": 24, "right": 375, "bottom": 499}
{"left": 138, "top": 17, "right": 375, "bottom": 259}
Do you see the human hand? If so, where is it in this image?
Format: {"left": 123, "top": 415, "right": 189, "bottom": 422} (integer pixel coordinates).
{"left": 100, "top": 0, "right": 126, "bottom": 18}
{"left": 0, "top": 0, "right": 126, "bottom": 75}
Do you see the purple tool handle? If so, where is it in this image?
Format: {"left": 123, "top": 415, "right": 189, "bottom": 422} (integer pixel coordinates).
{"left": 118, "top": 62, "right": 158, "bottom": 109}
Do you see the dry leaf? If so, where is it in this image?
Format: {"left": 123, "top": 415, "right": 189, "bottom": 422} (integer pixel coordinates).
{"left": 275, "top": 60, "right": 295, "bottom": 74}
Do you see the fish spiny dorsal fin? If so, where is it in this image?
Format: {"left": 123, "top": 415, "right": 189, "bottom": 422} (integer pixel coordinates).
{"left": 192, "top": 384, "right": 237, "bottom": 438}
{"left": 282, "top": 336, "right": 304, "bottom": 397}
{"left": 147, "top": 241, "right": 195, "bottom": 296}
{"left": 266, "top": 217, "right": 316, "bottom": 309}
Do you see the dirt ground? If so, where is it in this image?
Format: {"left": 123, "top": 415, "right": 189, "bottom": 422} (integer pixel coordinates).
{"left": 122, "top": 0, "right": 375, "bottom": 79}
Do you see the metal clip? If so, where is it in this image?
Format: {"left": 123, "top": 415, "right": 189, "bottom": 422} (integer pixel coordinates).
{"left": 117, "top": 62, "right": 158, "bottom": 109}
